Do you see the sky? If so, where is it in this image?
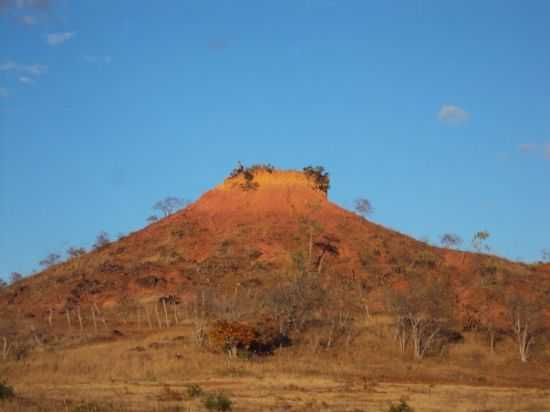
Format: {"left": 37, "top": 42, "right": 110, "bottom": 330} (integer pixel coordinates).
{"left": 1, "top": 0, "right": 549, "bottom": 279}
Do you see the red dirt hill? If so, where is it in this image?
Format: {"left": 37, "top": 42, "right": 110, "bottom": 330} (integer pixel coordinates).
{"left": 2, "top": 166, "right": 549, "bottom": 329}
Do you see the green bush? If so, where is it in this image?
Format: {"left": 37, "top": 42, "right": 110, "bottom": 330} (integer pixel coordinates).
{"left": 185, "top": 383, "right": 204, "bottom": 399}
{"left": 202, "top": 393, "right": 232, "bottom": 411}
{"left": 0, "top": 382, "right": 15, "bottom": 400}
{"left": 388, "top": 400, "right": 414, "bottom": 412}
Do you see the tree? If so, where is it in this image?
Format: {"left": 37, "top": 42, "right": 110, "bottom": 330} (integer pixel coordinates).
{"left": 0, "top": 278, "right": 7, "bottom": 289}
{"left": 10, "top": 272, "right": 23, "bottom": 284}
{"left": 541, "top": 249, "right": 550, "bottom": 262}
{"left": 39, "top": 253, "right": 60, "bottom": 268}
{"left": 146, "top": 215, "right": 159, "bottom": 224}
{"left": 472, "top": 231, "right": 491, "bottom": 253}
{"left": 386, "top": 277, "right": 454, "bottom": 359}
{"left": 93, "top": 231, "right": 110, "bottom": 249}
{"left": 303, "top": 166, "right": 330, "bottom": 194}
{"left": 440, "top": 233, "right": 463, "bottom": 250}
{"left": 507, "top": 292, "right": 546, "bottom": 362}
{"left": 354, "top": 198, "right": 374, "bottom": 218}
{"left": 67, "top": 246, "right": 86, "bottom": 259}
{"left": 153, "top": 197, "right": 188, "bottom": 217}
{"left": 314, "top": 235, "right": 340, "bottom": 274}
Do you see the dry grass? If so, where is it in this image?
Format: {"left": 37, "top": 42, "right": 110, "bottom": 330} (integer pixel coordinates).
{"left": 1, "top": 317, "right": 550, "bottom": 411}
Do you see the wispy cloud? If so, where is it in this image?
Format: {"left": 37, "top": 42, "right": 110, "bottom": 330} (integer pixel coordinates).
{"left": 519, "top": 143, "right": 538, "bottom": 153}
{"left": 83, "top": 55, "right": 112, "bottom": 64}
{"left": 438, "top": 104, "right": 470, "bottom": 125}
{"left": 0, "top": 60, "right": 48, "bottom": 76}
{"left": 18, "top": 76, "right": 33, "bottom": 84}
{"left": 0, "top": 0, "right": 48, "bottom": 9}
{"left": 20, "top": 15, "right": 36, "bottom": 25}
{"left": 0, "top": 87, "right": 8, "bottom": 98}
{"left": 518, "top": 142, "right": 550, "bottom": 160}
{"left": 47, "top": 31, "right": 75, "bottom": 46}
{"left": 207, "top": 40, "right": 227, "bottom": 50}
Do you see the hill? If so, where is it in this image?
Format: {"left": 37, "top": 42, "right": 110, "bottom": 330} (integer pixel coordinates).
{"left": 2, "top": 165, "right": 550, "bottom": 329}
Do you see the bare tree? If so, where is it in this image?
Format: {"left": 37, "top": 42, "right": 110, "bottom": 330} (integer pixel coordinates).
{"left": 39, "top": 253, "right": 61, "bottom": 268}
{"left": 507, "top": 292, "right": 546, "bottom": 362}
{"left": 153, "top": 197, "right": 188, "bottom": 217}
{"left": 10, "top": 272, "right": 23, "bottom": 284}
{"left": 265, "top": 275, "right": 326, "bottom": 334}
{"left": 93, "top": 231, "right": 110, "bottom": 249}
{"left": 386, "top": 277, "right": 454, "bottom": 359}
{"left": 314, "top": 235, "right": 339, "bottom": 274}
{"left": 67, "top": 246, "right": 86, "bottom": 259}
{"left": 472, "top": 231, "right": 491, "bottom": 253}
{"left": 146, "top": 215, "right": 159, "bottom": 224}
{"left": 541, "top": 248, "right": 550, "bottom": 262}
{"left": 440, "top": 233, "right": 463, "bottom": 250}
{"left": 354, "top": 198, "right": 374, "bottom": 218}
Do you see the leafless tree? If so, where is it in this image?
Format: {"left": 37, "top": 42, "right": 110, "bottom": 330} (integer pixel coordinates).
{"left": 440, "top": 233, "right": 463, "bottom": 250}
{"left": 354, "top": 198, "right": 374, "bottom": 218}
{"left": 39, "top": 253, "right": 61, "bottom": 268}
{"left": 146, "top": 215, "right": 159, "bottom": 224}
{"left": 67, "top": 246, "right": 86, "bottom": 259}
{"left": 472, "top": 231, "right": 491, "bottom": 253}
{"left": 93, "top": 231, "right": 110, "bottom": 249}
{"left": 153, "top": 197, "right": 188, "bottom": 217}
{"left": 314, "top": 235, "right": 339, "bottom": 274}
{"left": 507, "top": 292, "right": 546, "bottom": 362}
{"left": 542, "top": 248, "right": 550, "bottom": 262}
{"left": 386, "top": 277, "right": 454, "bottom": 359}
{"left": 264, "top": 275, "right": 326, "bottom": 334}
{"left": 9, "top": 272, "right": 23, "bottom": 284}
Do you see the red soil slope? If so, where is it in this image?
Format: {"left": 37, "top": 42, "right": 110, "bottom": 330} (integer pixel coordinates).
{"left": 2, "top": 168, "right": 549, "bottom": 328}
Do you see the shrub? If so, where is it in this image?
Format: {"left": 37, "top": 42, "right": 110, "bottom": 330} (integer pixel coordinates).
{"left": 388, "top": 400, "right": 414, "bottom": 412}
{"left": 186, "top": 383, "right": 204, "bottom": 399}
{"left": 206, "top": 320, "right": 289, "bottom": 356}
{"left": 207, "top": 320, "right": 257, "bottom": 354}
{"left": 71, "top": 402, "right": 117, "bottom": 412}
{"left": 203, "top": 393, "right": 232, "bottom": 411}
{"left": 0, "top": 382, "right": 15, "bottom": 400}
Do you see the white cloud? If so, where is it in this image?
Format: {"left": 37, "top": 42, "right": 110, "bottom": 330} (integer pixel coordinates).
{"left": 0, "top": 61, "right": 47, "bottom": 76}
{"left": 438, "top": 104, "right": 471, "bottom": 125}
{"left": 47, "top": 31, "right": 75, "bottom": 46}
{"left": 0, "top": 87, "right": 8, "bottom": 98}
{"left": 18, "top": 76, "right": 33, "bottom": 84}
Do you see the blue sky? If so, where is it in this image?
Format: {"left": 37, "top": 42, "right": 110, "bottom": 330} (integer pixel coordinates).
{"left": 1, "top": 0, "right": 549, "bottom": 279}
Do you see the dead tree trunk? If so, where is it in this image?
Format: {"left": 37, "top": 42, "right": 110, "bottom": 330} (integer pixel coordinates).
{"left": 513, "top": 313, "right": 534, "bottom": 363}
{"left": 77, "top": 306, "right": 84, "bottom": 333}
{"left": 66, "top": 309, "right": 72, "bottom": 330}
{"left": 173, "top": 305, "right": 179, "bottom": 325}
{"left": 162, "top": 300, "right": 170, "bottom": 328}
{"left": 145, "top": 306, "right": 153, "bottom": 329}
{"left": 154, "top": 304, "right": 163, "bottom": 328}
{"left": 91, "top": 306, "right": 98, "bottom": 332}
{"left": 1, "top": 337, "right": 8, "bottom": 361}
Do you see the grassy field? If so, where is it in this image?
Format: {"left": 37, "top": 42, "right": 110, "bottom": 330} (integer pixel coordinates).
{"left": 1, "top": 317, "right": 550, "bottom": 411}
